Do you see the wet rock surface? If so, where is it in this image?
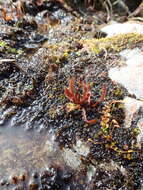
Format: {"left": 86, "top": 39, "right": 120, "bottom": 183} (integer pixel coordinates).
{"left": 0, "top": 0, "right": 143, "bottom": 189}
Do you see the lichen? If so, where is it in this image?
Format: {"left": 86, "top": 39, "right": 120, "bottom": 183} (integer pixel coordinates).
{"left": 81, "top": 33, "right": 143, "bottom": 54}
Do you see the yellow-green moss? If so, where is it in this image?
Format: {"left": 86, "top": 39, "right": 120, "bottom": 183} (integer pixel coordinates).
{"left": 43, "top": 41, "right": 71, "bottom": 64}
{"left": 82, "top": 33, "right": 143, "bottom": 54}
{"left": 0, "top": 40, "right": 23, "bottom": 54}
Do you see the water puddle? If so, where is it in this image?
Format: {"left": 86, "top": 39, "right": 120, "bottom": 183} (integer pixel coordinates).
{"left": 0, "top": 123, "right": 90, "bottom": 182}
{"left": 0, "top": 125, "right": 58, "bottom": 179}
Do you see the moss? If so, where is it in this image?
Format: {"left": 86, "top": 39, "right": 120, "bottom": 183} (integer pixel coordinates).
{"left": 131, "top": 127, "right": 141, "bottom": 136}
{"left": 43, "top": 42, "right": 71, "bottom": 65}
{"left": 113, "top": 87, "right": 123, "bottom": 97}
{"left": 0, "top": 41, "right": 7, "bottom": 47}
{"left": 81, "top": 33, "right": 143, "bottom": 54}
{"left": 0, "top": 40, "right": 23, "bottom": 54}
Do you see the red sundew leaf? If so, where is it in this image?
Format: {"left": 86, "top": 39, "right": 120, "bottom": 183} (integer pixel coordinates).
{"left": 74, "top": 92, "right": 80, "bottom": 104}
{"left": 82, "top": 81, "right": 88, "bottom": 94}
{"left": 79, "top": 94, "right": 88, "bottom": 105}
{"left": 68, "top": 77, "right": 75, "bottom": 95}
{"left": 2, "top": 8, "right": 13, "bottom": 22}
{"left": 64, "top": 78, "right": 92, "bottom": 105}
{"left": 64, "top": 88, "right": 74, "bottom": 102}
{"left": 87, "top": 91, "right": 91, "bottom": 104}
{"left": 79, "top": 82, "right": 90, "bottom": 104}
{"left": 67, "top": 77, "right": 76, "bottom": 102}
{"left": 79, "top": 91, "right": 91, "bottom": 105}
{"left": 85, "top": 119, "right": 97, "bottom": 124}
{"left": 82, "top": 82, "right": 91, "bottom": 104}
{"left": 91, "top": 101, "right": 99, "bottom": 108}
{"left": 82, "top": 108, "right": 97, "bottom": 124}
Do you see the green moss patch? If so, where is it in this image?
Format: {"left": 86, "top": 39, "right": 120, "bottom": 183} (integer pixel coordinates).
{"left": 82, "top": 33, "right": 143, "bottom": 54}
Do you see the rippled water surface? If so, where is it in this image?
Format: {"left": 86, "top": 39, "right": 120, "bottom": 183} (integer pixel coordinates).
{"left": 0, "top": 125, "right": 56, "bottom": 178}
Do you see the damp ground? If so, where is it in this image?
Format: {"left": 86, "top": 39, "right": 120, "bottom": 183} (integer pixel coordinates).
{"left": 0, "top": 0, "right": 143, "bottom": 190}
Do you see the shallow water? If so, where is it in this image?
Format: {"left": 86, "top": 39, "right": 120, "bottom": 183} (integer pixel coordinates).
{"left": 0, "top": 125, "right": 57, "bottom": 179}
{"left": 0, "top": 122, "right": 90, "bottom": 183}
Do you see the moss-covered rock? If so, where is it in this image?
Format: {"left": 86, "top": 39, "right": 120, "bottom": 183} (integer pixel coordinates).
{"left": 82, "top": 33, "right": 143, "bottom": 54}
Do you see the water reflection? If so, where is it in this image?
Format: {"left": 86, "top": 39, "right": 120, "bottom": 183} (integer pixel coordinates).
{"left": 0, "top": 126, "right": 56, "bottom": 178}
{"left": 0, "top": 124, "right": 90, "bottom": 181}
